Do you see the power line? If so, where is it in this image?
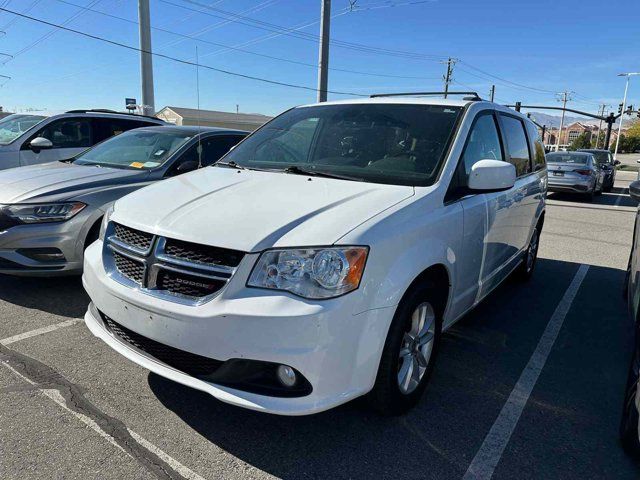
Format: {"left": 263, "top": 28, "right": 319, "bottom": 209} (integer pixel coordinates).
{"left": 161, "top": 0, "right": 447, "bottom": 61}
{"left": 0, "top": 6, "right": 368, "bottom": 97}
{"left": 52, "top": 0, "right": 442, "bottom": 81}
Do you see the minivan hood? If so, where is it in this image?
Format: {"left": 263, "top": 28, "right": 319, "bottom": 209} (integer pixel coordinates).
{"left": 112, "top": 167, "right": 415, "bottom": 252}
{"left": 0, "top": 162, "right": 147, "bottom": 203}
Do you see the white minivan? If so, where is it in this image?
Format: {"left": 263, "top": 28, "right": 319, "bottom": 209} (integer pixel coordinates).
{"left": 83, "top": 94, "right": 547, "bottom": 416}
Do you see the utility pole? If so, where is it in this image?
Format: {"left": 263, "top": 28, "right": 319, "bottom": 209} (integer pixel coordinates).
{"left": 489, "top": 85, "right": 495, "bottom": 102}
{"left": 138, "top": 0, "right": 155, "bottom": 116}
{"left": 555, "top": 91, "right": 572, "bottom": 151}
{"left": 443, "top": 57, "right": 455, "bottom": 98}
{"left": 595, "top": 103, "right": 607, "bottom": 149}
{"left": 614, "top": 73, "right": 640, "bottom": 160}
{"left": 316, "top": 0, "right": 331, "bottom": 103}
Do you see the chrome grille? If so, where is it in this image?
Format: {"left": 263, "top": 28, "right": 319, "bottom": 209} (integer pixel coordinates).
{"left": 164, "top": 238, "right": 243, "bottom": 267}
{"left": 103, "top": 222, "right": 244, "bottom": 305}
{"left": 113, "top": 223, "right": 153, "bottom": 252}
{"left": 113, "top": 252, "right": 145, "bottom": 285}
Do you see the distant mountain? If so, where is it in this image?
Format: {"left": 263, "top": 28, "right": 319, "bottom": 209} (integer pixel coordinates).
{"left": 526, "top": 112, "right": 638, "bottom": 129}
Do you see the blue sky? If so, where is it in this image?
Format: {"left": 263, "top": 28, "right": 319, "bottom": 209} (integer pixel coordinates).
{"left": 0, "top": 0, "right": 638, "bottom": 118}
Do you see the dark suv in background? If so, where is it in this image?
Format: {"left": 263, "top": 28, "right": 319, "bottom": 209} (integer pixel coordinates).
{"left": 578, "top": 149, "right": 620, "bottom": 192}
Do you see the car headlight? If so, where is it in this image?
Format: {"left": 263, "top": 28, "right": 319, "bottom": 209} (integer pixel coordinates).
{"left": 98, "top": 204, "right": 115, "bottom": 241}
{"left": 247, "top": 246, "right": 368, "bottom": 299}
{"left": 0, "top": 202, "right": 86, "bottom": 224}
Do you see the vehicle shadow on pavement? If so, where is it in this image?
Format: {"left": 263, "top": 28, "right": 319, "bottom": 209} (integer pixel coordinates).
{"left": 0, "top": 274, "right": 89, "bottom": 318}
{"left": 548, "top": 190, "right": 638, "bottom": 208}
{"left": 147, "top": 258, "right": 639, "bottom": 479}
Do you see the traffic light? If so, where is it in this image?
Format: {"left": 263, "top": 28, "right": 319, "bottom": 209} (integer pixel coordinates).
{"left": 515, "top": 101, "right": 521, "bottom": 112}
{"left": 627, "top": 105, "right": 634, "bottom": 114}
{"left": 619, "top": 103, "right": 624, "bottom": 114}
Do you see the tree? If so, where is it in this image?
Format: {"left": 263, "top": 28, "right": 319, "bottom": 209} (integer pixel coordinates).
{"left": 569, "top": 132, "right": 591, "bottom": 150}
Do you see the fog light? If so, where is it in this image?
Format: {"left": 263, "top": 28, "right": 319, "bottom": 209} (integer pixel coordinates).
{"left": 276, "top": 365, "right": 297, "bottom": 387}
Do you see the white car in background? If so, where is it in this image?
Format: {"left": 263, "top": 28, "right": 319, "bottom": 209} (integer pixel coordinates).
{"left": 0, "top": 110, "right": 165, "bottom": 170}
{"left": 83, "top": 94, "right": 547, "bottom": 416}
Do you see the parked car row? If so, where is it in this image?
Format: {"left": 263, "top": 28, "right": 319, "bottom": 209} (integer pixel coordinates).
{"left": 2, "top": 96, "right": 547, "bottom": 417}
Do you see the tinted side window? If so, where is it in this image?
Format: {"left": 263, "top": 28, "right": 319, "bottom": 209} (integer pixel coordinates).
{"left": 526, "top": 121, "right": 546, "bottom": 171}
{"left": 93, "top": 118, "right": 157, "bottom": 143}
{"left": 200, "top": 135, "right": 245, "bottom": 166}
{"left": 35, "top": 118, "right": 92, "bottom": 148}
{"left": 500, "top": 115, "right": 531, "bottom": 176}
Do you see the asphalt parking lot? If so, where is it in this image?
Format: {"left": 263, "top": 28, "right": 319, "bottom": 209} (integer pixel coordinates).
{"left": 2, "top": 168, "right": 640, "bottom": 480}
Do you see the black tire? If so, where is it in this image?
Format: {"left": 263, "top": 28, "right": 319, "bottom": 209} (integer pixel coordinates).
{"left": 620, "top": 340, "right": 640, "bottom": 457}
{"left": 367, "top": 282, "right": 442, "bottom": 416}
{"left": 515, "top": 225, "right": 540, "bottom": 281}
{"left": 585, "top": 190, "right": 595, "bottom": 202}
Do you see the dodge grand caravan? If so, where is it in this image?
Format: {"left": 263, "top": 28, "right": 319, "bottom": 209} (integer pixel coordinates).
{"left": 83, "top": 94, "right": 547, "bottom": 416}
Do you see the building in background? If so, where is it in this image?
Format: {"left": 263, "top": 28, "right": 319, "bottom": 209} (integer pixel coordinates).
{"left": 156, "top": 106, "right": 272, "bottom": 131}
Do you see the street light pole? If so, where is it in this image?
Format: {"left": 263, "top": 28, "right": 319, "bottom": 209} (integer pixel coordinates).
{"left": 613, "top": 72, "right": 639, "bottom": 160}
{"left": 316, "top": 0, "right": 331, "bottom": 103}
{"left": 138, "top": 0, "right": 155, "bottom": 116}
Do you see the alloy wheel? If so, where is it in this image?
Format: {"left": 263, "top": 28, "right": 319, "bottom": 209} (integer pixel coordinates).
{"left": 526, "top": 228, "right": 539, "bottom": 273}
{"left": 397, "top": 302, "right": 436, "bottom": 394}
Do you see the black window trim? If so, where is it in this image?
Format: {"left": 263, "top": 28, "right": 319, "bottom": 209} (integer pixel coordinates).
{"left": 444, "top": 108, "right": 506, "bottom": 204}
{"left": 496, "top": 112, "right": 534, "bottom": 178}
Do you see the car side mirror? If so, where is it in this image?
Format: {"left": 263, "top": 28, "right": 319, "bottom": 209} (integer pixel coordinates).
{"left": 615, "top": 160, "right": 621, "bottom": 166}
{"left": 29, "top": 137, "right": 53, "bottom": 153}
{"left": 630, "top": 180, "right": 640, "bottom": 202}
{"left": 468, "top": 159, "right": 516, "bottom": 192}
{"left": 176, "top": 160, "right": 199, "bottom": 173}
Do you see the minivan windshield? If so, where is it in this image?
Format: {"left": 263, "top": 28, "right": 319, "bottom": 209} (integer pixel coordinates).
{"left": 220, "top": 103, "right": 463, "bottom": 186}
{"left": 73, "top": 129, "right": 192, "bottom": 170}
{"left": 0, "top": 114, "right": 46, "bottom": 145}
{"left": 546, "top": 153, "right": 589, "bottom": 164}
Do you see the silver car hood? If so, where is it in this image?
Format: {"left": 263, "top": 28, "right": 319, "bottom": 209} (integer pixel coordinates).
{"left": 0, "top": 161, "right": 149, "bottom": 203}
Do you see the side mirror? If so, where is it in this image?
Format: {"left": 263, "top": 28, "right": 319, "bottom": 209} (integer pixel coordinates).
{"left": 630, "top": 180, "right": 640, "bottom": 202}
{"left": 176, "top": 160, "right": 199, "bottom": 173}
{"left": 29, "top": 137, "right": 53, "bottom": 153}
{"left": 468, "top": 159, "right": 516, "bottom": 192}
{"left": 615, "top": 160, "right": 621, "bottom": 166}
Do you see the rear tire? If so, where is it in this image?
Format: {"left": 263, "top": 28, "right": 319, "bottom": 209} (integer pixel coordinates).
{"left": 367, "top": 283, "right": 442, "bottom": 416}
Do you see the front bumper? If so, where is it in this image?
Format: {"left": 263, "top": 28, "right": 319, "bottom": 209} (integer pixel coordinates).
{"left": 82, "top": 241, "right": 395, "bottom": 415}
{"left": 0, "top": 220, "right": 86, "bottom": 276}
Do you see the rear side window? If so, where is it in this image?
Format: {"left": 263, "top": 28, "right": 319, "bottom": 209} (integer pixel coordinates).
{"left": 525, "top": 121, "right": 546, "bottom": 171}
{"left": 93, "top": 118, "right": 158, "bottom": 143}
{"left": 500, "top": 115, "right": 531, "bottom": 177}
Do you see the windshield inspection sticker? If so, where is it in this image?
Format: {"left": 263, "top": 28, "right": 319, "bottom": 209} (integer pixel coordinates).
{"left": 129, "top": 162, "right": 145, "bottom": 168}
{"left": 143, "top": 161, "right": 161, "bottom": 168}
{"left": 154, "top": 149, "right": 165, "bottom": 156}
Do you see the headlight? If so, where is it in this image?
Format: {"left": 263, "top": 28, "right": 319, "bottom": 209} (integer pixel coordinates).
{"left": 0, "top": 202, "right": 86, "bottom": 224}
{"left": 247, "top": 246, "right": 368, "bottom": 299}
{"left": 98, "top": 204, "right": 115, "bottom": 241}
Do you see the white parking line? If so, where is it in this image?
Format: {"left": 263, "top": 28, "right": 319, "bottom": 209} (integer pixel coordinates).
{"left": 1, "top": 361, "right": 207, "bottom": 480}
{"left": 0, "top": 319, "right": 83, "bottom": 346}
{"left": 463, "top": 264, "right": 589, "bottom": 480}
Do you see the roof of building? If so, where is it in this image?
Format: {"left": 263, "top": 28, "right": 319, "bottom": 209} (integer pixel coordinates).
{"left": 157, "top": 106, "right": 272, "bottom": 125}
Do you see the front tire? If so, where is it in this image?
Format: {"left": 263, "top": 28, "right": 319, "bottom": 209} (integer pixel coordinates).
{"left": 367, "top": 283, "right": 442, "bottom": 415}
{"left": 620, "top": 340, "right": 640, "bottom": 457}
{"left": 515, "top": 225, "right": 540, "bottom": 281}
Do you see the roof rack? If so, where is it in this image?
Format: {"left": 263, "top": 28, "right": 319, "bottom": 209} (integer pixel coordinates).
{"left": 370, "top": 91, "right": 482, "bottom": 101}
{"left": 65, "top": 109, "right": 162, "bottom": 121}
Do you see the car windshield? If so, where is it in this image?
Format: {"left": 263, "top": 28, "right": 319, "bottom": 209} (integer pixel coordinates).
{"left": 0, "top": 114, "right": 46, "bottom": 145}
{"left": 73, "top": 130, "right": 192, "bottom": 170}
{"left": 219, "top": 103, "right": 463, "bottom": 186}
{"left": 546, "top": 153, "right": 589, "bottom": 164}
{"left": 579, "top": 150, "right": 610, "bottom": 164}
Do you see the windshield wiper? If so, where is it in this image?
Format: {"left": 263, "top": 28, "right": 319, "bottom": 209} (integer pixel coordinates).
{"left": 283, "top": 165, "right": 363, "bottom": 182}
{"left": 216, "top": 161, "right": 246, "bottom": 170}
